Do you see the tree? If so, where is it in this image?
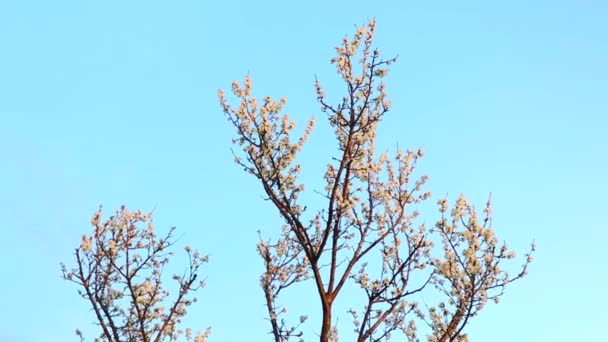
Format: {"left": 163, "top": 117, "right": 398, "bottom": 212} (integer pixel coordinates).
{"left": 61, "top": 205, "right": 210, "bottom": 342}
{"left": 219, "top": 20, "right": 534, "bottom": 342}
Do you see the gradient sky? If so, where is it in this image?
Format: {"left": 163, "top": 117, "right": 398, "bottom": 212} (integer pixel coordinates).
{"left": 1, "top": 1, "right": 607, "bottom": 341}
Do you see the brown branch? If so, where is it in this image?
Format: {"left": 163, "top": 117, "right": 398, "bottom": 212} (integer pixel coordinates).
{"left": 75, "top": 249, "right": 118, "bottom": 342}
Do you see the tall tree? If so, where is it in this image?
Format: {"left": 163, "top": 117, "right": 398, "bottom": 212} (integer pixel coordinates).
{"left": 219, "top": 20, "right": 534, "bottom": 342}
{"left": 61, "top": 206, "right": 210, "bottom": 342}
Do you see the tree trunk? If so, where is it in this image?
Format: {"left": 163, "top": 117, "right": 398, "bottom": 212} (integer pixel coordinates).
{"left": 320, "top": 298, "right": 332, "bottom": 342}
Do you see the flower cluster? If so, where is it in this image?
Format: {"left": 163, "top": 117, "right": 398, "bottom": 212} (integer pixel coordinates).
{"left": 61, "top": 206, "right": 210, "bottom": 342}
{"left": 257, "top": 228, "right": 310, "bottom": 341}
{"left": 426, "top": 196, "right": 535, "bottom": 341}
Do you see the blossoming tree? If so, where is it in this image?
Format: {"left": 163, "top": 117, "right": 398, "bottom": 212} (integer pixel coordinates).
{"left": 61, "top": 206, "right": 209, "bottom": 342}
{"left": 219, "top": 20, "right": 534, "bottom": 342}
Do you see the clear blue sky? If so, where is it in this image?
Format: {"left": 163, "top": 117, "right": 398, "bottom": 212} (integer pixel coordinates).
{"left": 1, "top": 1, "right": 606, "bottom": 341}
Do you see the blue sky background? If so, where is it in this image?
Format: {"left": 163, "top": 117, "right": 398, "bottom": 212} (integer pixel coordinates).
{"left": 1, "top": 1, "right": 607, "bottom": 341}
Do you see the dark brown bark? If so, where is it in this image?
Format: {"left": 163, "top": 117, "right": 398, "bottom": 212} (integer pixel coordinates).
{"left": 320, "top": 297, "right": 333, "bottom": 342}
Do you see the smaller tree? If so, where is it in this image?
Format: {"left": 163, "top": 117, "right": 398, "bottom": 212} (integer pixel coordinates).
{"left": 61, "top": 205, "right": 209, "bottom": 342}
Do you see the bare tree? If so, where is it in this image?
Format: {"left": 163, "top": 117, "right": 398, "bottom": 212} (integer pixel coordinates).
{"left": 61, "top": 205, "right": 210, "bottom": 342}
{"left": 219, "top": 20, "right": 534, "bottom": 342}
